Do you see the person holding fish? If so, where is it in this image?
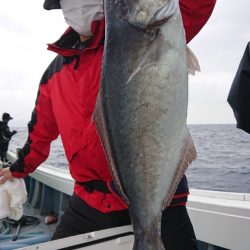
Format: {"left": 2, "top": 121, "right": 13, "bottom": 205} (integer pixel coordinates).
{"left": 0, "top": 0, "right": 216, "bottom": 249}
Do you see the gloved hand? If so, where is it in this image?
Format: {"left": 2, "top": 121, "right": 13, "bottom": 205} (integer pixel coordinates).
{"left": 12, "top": 130, "right": 17, "bottom": 135}
{"left": 0, "top": 167, "right": 13, "bottom": 185}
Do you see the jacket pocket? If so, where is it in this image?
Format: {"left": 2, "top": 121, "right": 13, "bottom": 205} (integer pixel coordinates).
{"left": 67, "top": 128, "right": 87, "bottom": 162}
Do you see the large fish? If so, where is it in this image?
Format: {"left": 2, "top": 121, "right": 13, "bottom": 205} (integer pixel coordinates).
{"left": 93, "top": 0, "right": 197, "bottom": 249}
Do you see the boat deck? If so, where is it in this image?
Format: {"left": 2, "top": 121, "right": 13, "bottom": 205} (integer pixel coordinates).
{"left": 0, "top": 151, "right": 249, "bottom": 250}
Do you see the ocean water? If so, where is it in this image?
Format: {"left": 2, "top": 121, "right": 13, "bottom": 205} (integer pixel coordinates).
{"left": 9, "top": 124, "right": 250, "bottom": 193}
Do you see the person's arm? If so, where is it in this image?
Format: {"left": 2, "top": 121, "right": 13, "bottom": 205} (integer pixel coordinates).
{"left": 180, "top": 0, "right": 216, "bottom": 43}
{"left": 3, "top": 126, "right": 17, "bottom": 140}
{"left": 1, "top": 125, "right": 13, "bottom": 140}
{"left": 228, "top": 42, "right": 250, "bottom": 134}
{"left": 11, "top": 130, "right": 17, "bottom": 137}
{"left": 4, "top": 79, "right": 59, "bottom": 180}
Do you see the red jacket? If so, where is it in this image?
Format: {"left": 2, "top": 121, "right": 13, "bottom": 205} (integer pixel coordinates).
{"left": 10, "top": 0, "right": 216, "bottom": 213}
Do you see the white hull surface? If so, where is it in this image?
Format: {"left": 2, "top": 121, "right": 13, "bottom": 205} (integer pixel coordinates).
{"left": 2, "top": 151, "right": 250, "bottom": 250}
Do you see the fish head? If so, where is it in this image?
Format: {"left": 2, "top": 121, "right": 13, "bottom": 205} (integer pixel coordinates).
{"left": 125, "top": 0, "right": 178, "bottom": 28}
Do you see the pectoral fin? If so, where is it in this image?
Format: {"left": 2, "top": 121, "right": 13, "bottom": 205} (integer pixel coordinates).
{"left": 187, "top": 46, "right": 201, "bottom": 75}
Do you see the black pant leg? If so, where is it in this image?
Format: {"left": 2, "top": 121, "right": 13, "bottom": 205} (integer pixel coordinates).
{"left": 52, "top": 194, "right": 197, "bottom": 250}
{"left": 0, "top": 150, "right": 7, "bottom": 162}
{"left": 161, "top": 206, "right": 198, "bottom": 250}
{"left": 51, "top": 194, "right": 131, "bottom": 240}
{"left": 0, "top": 142, "right": 9, "bottom": 162}
{"left": 2, "top": 152, "right": 7, "bottom": 162}
{"left": 0, "top": 145, "right": 3, "bottom": 161}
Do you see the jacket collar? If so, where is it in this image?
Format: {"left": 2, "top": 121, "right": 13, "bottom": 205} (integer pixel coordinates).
{"left": 47, "top": 18, "right": 105, "bottom": 57}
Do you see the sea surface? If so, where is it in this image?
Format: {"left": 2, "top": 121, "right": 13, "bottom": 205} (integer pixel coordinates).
{"left": 9, "top": 124, "right": 250, "bottom": 193}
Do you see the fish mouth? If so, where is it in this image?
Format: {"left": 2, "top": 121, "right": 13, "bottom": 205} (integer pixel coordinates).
{"left": 146, "top": 16, "right": 170, "bottom": 29}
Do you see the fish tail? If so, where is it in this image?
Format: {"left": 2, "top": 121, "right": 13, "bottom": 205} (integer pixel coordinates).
{"left": 133, "top": 234, "right": 165, "bottom": 250}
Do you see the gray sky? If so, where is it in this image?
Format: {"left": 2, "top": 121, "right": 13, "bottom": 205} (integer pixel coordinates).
{"left": 0, "top": 0, "right": 249, "bottom": 127}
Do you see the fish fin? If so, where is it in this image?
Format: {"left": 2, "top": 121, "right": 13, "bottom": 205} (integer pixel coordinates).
{"left": 92, "top": 93, "right": 129, "bottom": 204}
{"left": 187, "top": 46, "right": 201, "bottom": 75}
{"left": 133, "top": 223, "right": 165, "bottom": 250}
{"left": 133, "top": 236, "right": 165, "bottom": 250}
{"left": 163, "top": 129, "right": 197, "bottom": 207}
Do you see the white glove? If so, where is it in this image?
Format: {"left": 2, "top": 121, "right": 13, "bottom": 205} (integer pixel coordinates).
{"left": 0, "top": 178, "right": 27, "bottom": 220}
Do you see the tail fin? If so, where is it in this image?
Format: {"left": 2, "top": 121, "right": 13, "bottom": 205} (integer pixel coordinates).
{"left": 133, "top": 233, "right": 165, "bottom": 250}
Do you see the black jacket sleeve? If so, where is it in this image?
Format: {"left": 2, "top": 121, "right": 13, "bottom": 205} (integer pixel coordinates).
{"left": 227, "top": 42, "right": 250, "bottom": 134}
{"left": 0, "top": 124, "right": 15, "bottom": 141}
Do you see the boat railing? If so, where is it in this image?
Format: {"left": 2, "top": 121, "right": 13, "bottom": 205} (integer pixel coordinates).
{"left": 5, "top": 150, "right": 250, "bottom": 250}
